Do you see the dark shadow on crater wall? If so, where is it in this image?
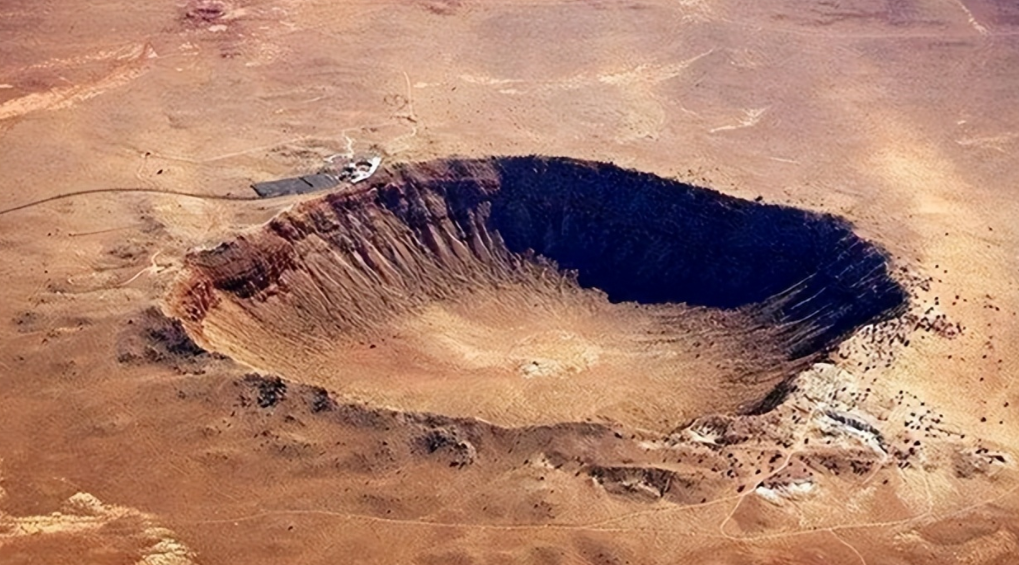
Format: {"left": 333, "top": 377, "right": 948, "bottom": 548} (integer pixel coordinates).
{"left": 390, "top": 156, "right": 907, "bottom": 357}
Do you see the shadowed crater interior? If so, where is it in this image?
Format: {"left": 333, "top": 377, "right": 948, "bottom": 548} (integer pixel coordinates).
{"left": 169, "top": 156, "right": 906, "bottom": 430}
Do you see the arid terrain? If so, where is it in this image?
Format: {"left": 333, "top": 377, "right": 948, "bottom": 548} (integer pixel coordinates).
{"left": 2, "top": 1, "right": 1019, "bottom": 564}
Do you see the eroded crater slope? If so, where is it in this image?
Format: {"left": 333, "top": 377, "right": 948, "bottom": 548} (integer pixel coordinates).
{"left": 169, "top": 156, "right": 906, "bottom": 429}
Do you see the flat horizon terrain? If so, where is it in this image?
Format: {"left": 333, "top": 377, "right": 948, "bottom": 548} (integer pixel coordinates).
{"left": 2, "top": 1, "right": 1019, "bottom": 563}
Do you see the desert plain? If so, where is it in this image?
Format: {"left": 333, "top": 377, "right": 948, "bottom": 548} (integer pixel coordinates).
{"left": 2, "top": 1, "right": 1019, "bottom": 563}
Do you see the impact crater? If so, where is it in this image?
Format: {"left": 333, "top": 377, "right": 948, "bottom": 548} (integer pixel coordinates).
{"left": 169, "top": 157, "right": 905, "bottom": 430}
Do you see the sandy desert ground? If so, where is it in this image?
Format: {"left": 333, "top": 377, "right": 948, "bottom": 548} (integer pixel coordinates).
{"left": 2, "top": 1, "right": 1019, "bottom": 563}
